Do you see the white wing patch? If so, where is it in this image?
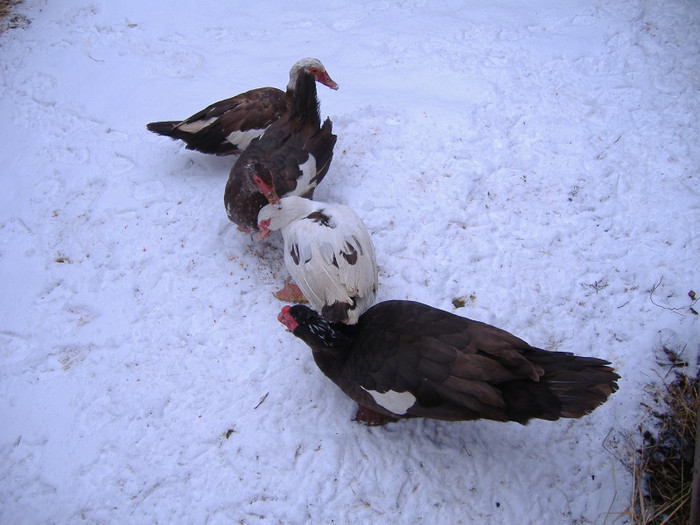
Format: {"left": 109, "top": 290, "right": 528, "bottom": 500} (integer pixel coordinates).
{"left": 177, "top": 117, "right": 217, "bottom": 134}
{"left": 225, "top": 128, "right": 266, "bottom": 150}
{"left": 288, "top": 155, "right": 317, "bottom": 196}
{"left": 362, "top": 388, "right": 416, "bottom": 415}
{"left": 176, "top": 120, "right": 266, "bottom": 150}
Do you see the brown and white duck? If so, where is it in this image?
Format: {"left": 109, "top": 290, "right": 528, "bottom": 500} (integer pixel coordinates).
{"left": 257, "top": 196, "right": 378, "bottom": 325}
{"left": 278, "top": 300, "right": 620, "bottom": 425}
{"left": 223, "top": 63, "right": 337, "bottom": 232}
{"left": 146, "top": 58, "right": 338, "bottom": 156}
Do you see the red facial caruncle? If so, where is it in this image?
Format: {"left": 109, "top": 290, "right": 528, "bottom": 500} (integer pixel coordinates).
{"left": 251, "top": 170, "right": 280, "bottom": 205}
{"left": 278, "top": 305, "right": 298, "bottom": 332}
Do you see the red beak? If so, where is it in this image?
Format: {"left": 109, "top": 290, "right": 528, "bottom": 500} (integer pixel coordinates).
{"left": 317, "top": 71, "right": 339, "bottom": 90}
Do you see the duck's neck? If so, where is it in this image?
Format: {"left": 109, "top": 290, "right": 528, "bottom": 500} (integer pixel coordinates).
{"left": 308, "top": 323, "right": 357, "bottom": 379}
{"left": 286, "top": 62, "right": 304, "bottom": 92}
{"left": 288, "top": 71, "right": 321, "bottom": 128}
{"left": 263, "top": 196, "right": 319, "bottom": 232}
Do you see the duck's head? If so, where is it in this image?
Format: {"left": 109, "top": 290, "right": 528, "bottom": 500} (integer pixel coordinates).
{"left": 289, "top": 58, "right": 339, "bottom": 91}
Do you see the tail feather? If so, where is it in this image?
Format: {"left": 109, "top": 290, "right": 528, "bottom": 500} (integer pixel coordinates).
{"left": 502, "top": 349, "right": 619, "bottom": 423}
{"left": 147, "top": 121, "right": 237, "bottom": 155}
{"left": 307, "top": 118, "right": 337, "bottom": 185}
{"left": 146, "top": 121, "right": 180, "bottom": 137}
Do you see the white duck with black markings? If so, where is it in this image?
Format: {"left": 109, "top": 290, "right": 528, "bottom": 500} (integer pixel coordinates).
{"left": 257, "top": 196, "right": 378, "bottom": 325}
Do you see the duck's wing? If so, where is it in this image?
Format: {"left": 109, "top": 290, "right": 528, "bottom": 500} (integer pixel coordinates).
{"left": 341, "top": 300, "right": 543, "bottom": 421}
{"left": 283, "top": 205, "right": 378, "bottom": 324}
{"left": 147, "top": 87, "right": 288, "bottom": 155}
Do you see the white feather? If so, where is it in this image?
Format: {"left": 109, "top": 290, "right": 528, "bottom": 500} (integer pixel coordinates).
{"left": 288, "top": 156, "right": 318, "bottom": 197}
{"left": 176, "top": 117, "right": 217, "bottom": 134}
{"left": 176, "top": 119, "right": 265, "bottom": 150}
{"left": 258, "top": 196, "right": 378, "bottom": 324}
{"left": 224, "top": 128, "right": 266, "bottom": 150}
{"left": 361, "top": 388, "right": 416, "bottom": 415}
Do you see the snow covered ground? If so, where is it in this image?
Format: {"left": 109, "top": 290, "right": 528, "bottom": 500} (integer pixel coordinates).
{"left": 1, "top": 0, "right": 698, "bottom": 523}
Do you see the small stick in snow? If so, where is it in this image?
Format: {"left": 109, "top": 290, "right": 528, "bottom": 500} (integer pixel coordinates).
{"left": 254, "top": 392, "right": 269, "bottom": 410}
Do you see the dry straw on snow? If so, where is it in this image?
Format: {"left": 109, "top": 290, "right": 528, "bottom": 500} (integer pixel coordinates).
{"left": 630, "top": 358, "right": 698, "bottom": 524}
{"left": 0, "top": 0, "right": 28, "bottom": 34}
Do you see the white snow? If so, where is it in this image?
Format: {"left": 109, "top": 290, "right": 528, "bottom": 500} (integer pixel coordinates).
{"left": 1, "top": 0, "right": 698, "bottom": 523}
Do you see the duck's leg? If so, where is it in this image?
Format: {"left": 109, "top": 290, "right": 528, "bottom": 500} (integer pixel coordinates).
{"left": 353, "top": 405, "right": 399, "bottom": 426}
{"left": 273, "top": 281, "right": 308, "bottom": 303}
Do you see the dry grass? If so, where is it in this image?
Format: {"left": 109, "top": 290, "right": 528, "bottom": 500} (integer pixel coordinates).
{"left": 630, "top": 366, "right": 698, "bottom": 524}
{"left": 0, "top": 0, "right": 29, "bottom": 35}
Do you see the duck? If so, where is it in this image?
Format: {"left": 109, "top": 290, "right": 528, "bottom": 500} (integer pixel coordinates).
{"left": 278, "top": 300, "right": 620, "bottom": 425}
{"left": 223, "top": 63, "right": 337, "bottom": 232}
{"left": 257, "top": 196, "right": 378, "bottom": 325}
{"left": 146, "top": 58, "right": 338, "bottom": 156}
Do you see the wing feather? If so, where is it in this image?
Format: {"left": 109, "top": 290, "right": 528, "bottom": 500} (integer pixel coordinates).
{"left": 282, "top": 204, "right": 377, "bottom": 323}
{"left": 341, "top": 301, "right": 546, "bottom": 419}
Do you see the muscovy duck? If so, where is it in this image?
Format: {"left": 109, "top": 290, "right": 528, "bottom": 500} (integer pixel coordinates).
{"left": 146, "top": 58, "right": 337, "bottom": 156}
{"left": 258, "top": 196, "right": 378, "bottom": 324}
{"left": 223, "top": 63, "right": 336, "bottom": 232}
{"left": 278, "top": 300, "right": 620, "bottom": 425}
